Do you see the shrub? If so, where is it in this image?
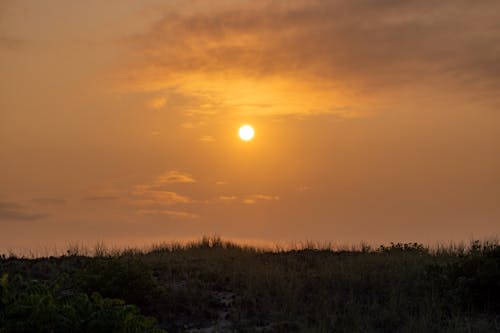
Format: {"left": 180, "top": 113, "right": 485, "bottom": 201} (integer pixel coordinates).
{"left": 75, "top": 257, "right": 159, "bottom": 309}
{"left": 0, "top": 274, "right": 165, "bottom": 333}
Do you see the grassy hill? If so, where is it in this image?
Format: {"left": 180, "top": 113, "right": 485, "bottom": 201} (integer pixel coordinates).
{"left": 1, "top": 237, "right": 499, "bottom": 332}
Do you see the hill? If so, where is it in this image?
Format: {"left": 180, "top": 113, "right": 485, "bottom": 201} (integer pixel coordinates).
{"left": 1, "top": 237, "right": 499, "bottom": 332}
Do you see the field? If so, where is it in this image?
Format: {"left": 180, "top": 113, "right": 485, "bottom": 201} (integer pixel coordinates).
{"left": 1, "top": 237, "right": 499, "bottom": 332}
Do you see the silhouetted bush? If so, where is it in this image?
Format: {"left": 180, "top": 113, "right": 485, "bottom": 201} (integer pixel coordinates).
{"left": 378, "top": 242, "right": 428, "bottom": 254}
{"left": 424, "top": 241, "right": 500, "bottom": 315}
{"left": 1, "top": 237, "right": 499, "bottom": 332}
{"left": 75, "top": 257, "right": 158, "bottom": 309}
{"left": 0, "top": 274, "right": 165, "bottom": 333}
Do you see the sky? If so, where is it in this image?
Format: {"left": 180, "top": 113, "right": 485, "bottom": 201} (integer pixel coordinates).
{"left": 1, "top": 0, "right": 499, "bottom": 252}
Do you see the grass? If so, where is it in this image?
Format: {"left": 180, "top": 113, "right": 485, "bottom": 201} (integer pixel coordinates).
{"left": 1, "top": 237, "right": 499, "bottom": 332}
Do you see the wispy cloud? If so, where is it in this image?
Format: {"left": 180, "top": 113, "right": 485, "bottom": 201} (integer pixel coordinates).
{"left": 154, "top": 170, "right": 195, "bottom": 185}
{"left": 217, "top": 194, "right": 279, "bottom": 204}
{"left": 137, "top": 209, "right": 198, "bottom": 219}
{"left": 242, "top": 199, "right": 256, "bottom": 205}
{"left": 148, "top": 96, "right": 167, "bottom": 109}
{"left": 129, "top": 170, "right": 196, "bottom": 211}
{"left": 181, "top": 121, "right": 205, "bottom": 129}
{"left": 199, "top": 135, "right": 215, "bottom": 143}
{"left": 0, "top": 201, "right": 49, "bottom": 221}
{"left": 295, "top": 185, "right": 311, "bottom": 193}
{"left": 32, "top": 198, "right": 67, "bottom": 205}
{"left": 119, "top": 0, "right": 500, "bottom": 116}
{"left": 84, "top": 195, "right": 120, "bottom": 201}
{"left": 129, "top": 175, "right": 198, "bottom": 218}
{"left": 131, "top": 186, "right": 192, "bottom": 206}
{"left": 218, "top": 195, "right": 237, "bottom": 201}
{"left": 251, "top": 194, "right": 280, "bottom": 201}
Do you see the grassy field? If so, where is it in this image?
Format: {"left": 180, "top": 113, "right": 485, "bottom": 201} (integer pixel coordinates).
{"left": 1, "top": 237, "right": 499, "bottom": 332}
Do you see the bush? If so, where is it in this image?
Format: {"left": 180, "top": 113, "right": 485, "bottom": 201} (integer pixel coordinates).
{"left": 0, "top": 274, "right": 165, "bottom": 333}
{"left": 2, "top": 238, "right": 499, "bottom": 332}
{"left": 75, "top": 257, "right": 159, "bottom": 309}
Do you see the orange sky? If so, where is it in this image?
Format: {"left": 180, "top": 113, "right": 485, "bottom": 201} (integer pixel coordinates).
{"left": 1, "top": 0, "right": 499, "bottom": 251}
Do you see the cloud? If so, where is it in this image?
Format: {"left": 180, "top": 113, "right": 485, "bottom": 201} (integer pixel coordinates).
{"left": 119, "top": 0, "right": 500, "bottom": 116}
{"left": 295, "top": 186, "right": 311, "bottom": 193}
{"left": 251, "top": 194, "right": 280, "bottom": 201}
{"left": 181, "top": 121, "right": 205, "bottom": 129}
{"left": 0, "top": 201, "right": 49, "bottom": 221}
{"left": 217, "top": 194, "right": 279, "bottom": 204}
{"left": 128, "top": 169, "right": 197, "bottom": 218}
{"left": 131, "top": 186, "right": 192, "bottom": 206}
{"left": 127, "top": 170, "right": 195, "bottom": 207}
{"left": 84, "top": 195, "right": 120, "bottom": 201}
{"left": 137, "top": 209, "right": 198, "bottom": 219}
{"left": 218, "top": 195, "right": 237, "bottom": 201}
{"left": 199, "top": 135, "right": 216, "bottom": 143}
{"left": 154, "top": 170, "right": 195, "bottom": 185}
{"left": 148, "top": 96, "right": 167, "bottom": 109}
{"left": 242, "top": 199, "right": 256, "bottom": 205}
{"left": 241, "top": 194, "right": 279, "bottom": 204}
{"left": 32, "top": 198, "right": 67, "bottom": 205}
{"left": 129, "top": 171, "right": 279, "bottom": 216}
{"left": 130, "top": 171, "right": 198, "bottom": 217}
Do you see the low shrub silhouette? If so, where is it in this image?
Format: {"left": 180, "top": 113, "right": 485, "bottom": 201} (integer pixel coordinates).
{"left": 424, "top": 240, "right": 500, "bottom": 315}
{"left": 0, "top": 274, "right": 165, "bottom": 333}
{"left": 1, "top": 237, "right": 499, "bottom": 332}
{"left": 378, "top": 242, "right": 428, "bottom": 254}
{"left": 75, "top": 257, "right": 158, "bottom": 309}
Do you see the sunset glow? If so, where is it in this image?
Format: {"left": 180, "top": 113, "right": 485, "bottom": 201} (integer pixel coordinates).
{"left": 0, "top": 1, "right": 499, "bottom": 252}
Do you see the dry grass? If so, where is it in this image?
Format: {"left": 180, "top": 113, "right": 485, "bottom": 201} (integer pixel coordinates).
{"left": 1, "top": 237, "right": 499, "bottom": 332}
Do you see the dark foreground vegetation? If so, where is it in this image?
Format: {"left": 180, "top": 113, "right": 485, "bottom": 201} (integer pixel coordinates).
{"left": 1, "top": 237, "right": 499, "bottom": 332}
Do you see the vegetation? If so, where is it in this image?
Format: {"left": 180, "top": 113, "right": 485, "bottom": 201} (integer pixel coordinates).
{"left": 0, "top": 274, "right": 162, "bottom": 333}
{"left": 1, "top": 237, "right": 499, "bottom": 332}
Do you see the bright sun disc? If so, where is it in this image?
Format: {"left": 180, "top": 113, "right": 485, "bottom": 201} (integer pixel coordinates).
{"left": 238, "top": 125, "right": 254, "bottom": 141}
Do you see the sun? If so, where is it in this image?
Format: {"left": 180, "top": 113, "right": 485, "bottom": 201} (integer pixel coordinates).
{"left": 238, "top": 125, "right": 255, "bottom": 141}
